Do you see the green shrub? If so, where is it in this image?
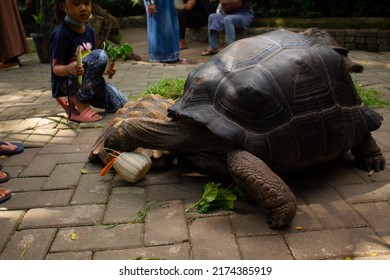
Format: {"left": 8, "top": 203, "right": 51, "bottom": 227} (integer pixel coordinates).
{"left": 142, "top": 78, "right": 186, "bottom": 100}
{"left": 354, "top": 80, "right": 389, "bottom": 108}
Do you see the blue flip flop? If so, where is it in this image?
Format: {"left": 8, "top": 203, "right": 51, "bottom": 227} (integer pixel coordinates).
{"left": 0, "top": 187, "right": 11, "bottom": 203}
{"left": 0, "top": 170, "right": 10, "bottom": 183}
{"left": 0, "top": 141, "right": 24, "bottom": 156}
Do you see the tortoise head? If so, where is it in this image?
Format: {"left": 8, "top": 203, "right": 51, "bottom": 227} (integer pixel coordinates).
{"left": 103, "top": 120, "right": 136, "bottom": 153}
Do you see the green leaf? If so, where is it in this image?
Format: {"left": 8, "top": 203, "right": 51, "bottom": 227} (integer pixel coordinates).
{"left": 216, "top": 188, "right": 237, "bottom": 210}
{"left": 122, "top": 43, "right": 133, "bottom": 54}
{"left": 185, "top": 182, "right": 243, "bottom": 214}
{"left": 116, "top": 32, "right": 122, "bottom": 45}
{"left": 197, "top": 204, "right": 210, "bottom": 214}
{"left": 202, "top": 182, "right": 219, "bottom": 203}
{"left": 102, "top": 40, "right": 133, "bottom": 62}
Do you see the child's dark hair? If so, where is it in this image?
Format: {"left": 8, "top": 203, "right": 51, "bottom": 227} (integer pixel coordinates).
{"left": 54, "top": 0, "right": 66, "bottom": 25}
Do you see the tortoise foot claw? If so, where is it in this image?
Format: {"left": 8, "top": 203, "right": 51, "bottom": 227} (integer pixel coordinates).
{"left": 356, "top": 154, "right": 386, "bottom": 172}
{"left": 267, "top": 201, "right": 296, "bottom": 229}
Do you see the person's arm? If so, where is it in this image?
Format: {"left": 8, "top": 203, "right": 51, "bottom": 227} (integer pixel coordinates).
{"left": 105, "top": 61, "right": 116, "bottom": 79}
{"left": 52, "top": 59, "right": 84, "bottom": 77}
{"left": 184, "top": 0, "right": 197, "bottom": 10}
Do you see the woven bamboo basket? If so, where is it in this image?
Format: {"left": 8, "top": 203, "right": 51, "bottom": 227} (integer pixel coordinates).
{"left": 100, "top": 149, "right": 152, "bottom": 183}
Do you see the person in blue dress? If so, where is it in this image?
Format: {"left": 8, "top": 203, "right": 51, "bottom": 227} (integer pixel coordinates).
{"left": 144, "top": 0, "right": 184, "bottom": 63}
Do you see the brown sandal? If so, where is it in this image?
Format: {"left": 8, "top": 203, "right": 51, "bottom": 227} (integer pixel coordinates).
{"left": 201, "top": 49, "right": 218, "bottom": 56}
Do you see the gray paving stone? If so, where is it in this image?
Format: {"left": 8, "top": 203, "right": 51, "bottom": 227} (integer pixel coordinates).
{"left": 0, "top": 190, "right": 73, "bottom": 210}
{"left": 84, "top": 161, "right": 105, "bottom": 174}
{"left": 73, "top": 128, "right": 103, "bottom": 144}
{"left": 45, "top": 251, "right": 93, "bottom": 260}
{"left": 308, "top": 200, "right": 367, "bottom": 229}
{"left": 71, "top": 173, "right": 111, "bottom": 205}
{"left": 355, "top": 254, "right": 390, "bottom": 260}
{"left": 103, "top": 187, "right": 145, "bottom": 224}
{"left": 36, "top": 117, "right": 61, "bottom": 130}
{"left": 230, "top": 213, "right": 275, "bottom": 237}
{"left": 353, "top": 201, "right": 390, "bottom": 238}
{"left": 0, "top": 211, "right": 24, "bottom": 252}
{"left": 335, "top": 182, "right": 390, "bottom": 203}
{"left": 57, "top": 152, "right": 91, "bottom": 164}
{"left": 0, "top": 228, "right": 57, "bottom": 260}
{"left": 285, "top": 227, "right": 390, "bottom": 259}
{"left": 299, "top": 187, "right": 367, "bottom": 228}
{"left": 49, "top": 129, "right": 80, "bottom": 144}
{"left": 144, "top": 200, "right": 188, "bottom": 246}
{"left": 25, "top": 129, "right": 56, "bottom": 146}
{"left": 146, "top": 183, "right": 203, "bottom": 202}
{"left": 286, "top": 160, "right": 365, "bottom": 189}
{"left": 354, "top": 167, "right": 390, "bottom": 183}
{"left": 238, "top": 235, "right": 294, "bottom": 260}
{"left": 0, "top": 165, "right": 24, "bottom": 178}
{"left": 19, "top": 205, "right": 105, "bottom": 229}
{"left": 94, "top": 243, "right": 190, "bottom": 260}
{"left": 190, "top": 216, "right": 241, "bottom": 260}
{"left": 2, "top": 148, "right": 41, "bottom": 167}
{"left": 39, "top": 143, "right": 93, "bottom": 154}
{"left": 0, "top": 120, "right": 23, "bottom": 133}
{"left": 231, "top": 205, "right": 324, "bottom": 237}
{"left": 136, "top": 169, "right": 181, "bottom": 187}
{"left": 43, "top": 163, "right": 85, "bottom": 190}
{"left": 19, "top": 154, "right": 62, "bottom": 177}
{"left": 51, "top": 224, "right": 143, "bottom": 252}
{"left": 3, "top": 177, "right": 47, "bottom": 192}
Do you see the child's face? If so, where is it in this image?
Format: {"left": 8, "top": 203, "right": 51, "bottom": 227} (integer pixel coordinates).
{"left": 63, "top": 0, "right": 92, "bottom": 24}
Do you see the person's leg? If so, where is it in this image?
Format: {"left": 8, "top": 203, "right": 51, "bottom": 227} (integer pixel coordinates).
{"left": 178, "top": 10, "right": 186, "bottom": 41}
{"left": 223, "top": 15, "right": 244, "bottom": 45}
{"left": 201, "top": 28, "right": 219, "bottom": 55}
{"left": 207, "top": 13, "right": 223, "bottom": 51}
{"left": 75, "top": 50, "right": 108, "bottom": 109}
{"left": 208, "top": 29, "right": 219, "bottom": 50}
{"left": 64, "top": 50, "right": 109, "bottom": 122}
{"left": 102, "top": 83, "right": 128, "bottom": 113}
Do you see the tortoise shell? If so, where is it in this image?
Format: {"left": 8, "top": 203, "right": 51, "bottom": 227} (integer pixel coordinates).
{"left": 168, "top": 29, "right": 382, "bottom": 171}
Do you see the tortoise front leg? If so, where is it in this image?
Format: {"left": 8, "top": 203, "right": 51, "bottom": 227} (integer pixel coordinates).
{"left": 351, "top": 133, "right": 386, "bottom": 172}
{"left": 227, "top": 149, "right": 296, "bottom": 229}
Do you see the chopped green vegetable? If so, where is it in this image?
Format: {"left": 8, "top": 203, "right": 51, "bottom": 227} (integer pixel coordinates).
{"left": 186, "top": 182, "right": 244, "bottom": 214}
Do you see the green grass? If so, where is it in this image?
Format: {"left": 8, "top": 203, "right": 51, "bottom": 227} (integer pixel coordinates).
{"left": 142, "top": 78, "right": 185, "bottom": 100}
{"left": 142, "top": 77, "right": 389, "bottom": 109}
{"left": 354, "top": 80, "right": 389, "bottom": 108}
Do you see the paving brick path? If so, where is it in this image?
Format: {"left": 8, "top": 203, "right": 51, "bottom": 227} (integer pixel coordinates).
{"left": 0, "top": 28, "right": 389, "bottom": 260}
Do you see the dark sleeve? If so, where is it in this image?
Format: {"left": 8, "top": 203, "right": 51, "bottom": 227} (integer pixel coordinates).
{"left": 51, "top": 25, "right": 73, "bottom": 64}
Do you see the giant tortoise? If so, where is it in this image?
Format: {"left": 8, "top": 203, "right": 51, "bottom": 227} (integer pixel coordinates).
{"left": 101, "top": 29, "right": 386, "bottom": 229}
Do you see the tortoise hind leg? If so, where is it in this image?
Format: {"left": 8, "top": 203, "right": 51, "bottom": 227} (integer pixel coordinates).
{"left": 351, "top": 133, "right": 386, "bottom": 172}
{"left": 227, "top": 149, "right": 296, "bottom": 229}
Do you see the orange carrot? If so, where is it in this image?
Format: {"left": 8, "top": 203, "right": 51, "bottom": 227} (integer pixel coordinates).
{"left": 100, "top": 157, "right": 117, "bottom": 176}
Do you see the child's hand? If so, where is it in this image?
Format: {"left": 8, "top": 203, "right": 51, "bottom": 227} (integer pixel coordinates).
{"left": 68, "top": 61, "right": 84, "bottom": 76}
{"left": 107, "top": 61, "right": 116, "bottom": 79}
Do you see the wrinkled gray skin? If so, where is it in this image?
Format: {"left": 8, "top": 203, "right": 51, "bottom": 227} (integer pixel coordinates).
{"left": 103, "top": 29, "right": 385, "bottom": 229}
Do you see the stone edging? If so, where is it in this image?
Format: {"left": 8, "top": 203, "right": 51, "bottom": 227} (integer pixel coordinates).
{"left": 118, "top": 16, "right": 390, "bottom": 52}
